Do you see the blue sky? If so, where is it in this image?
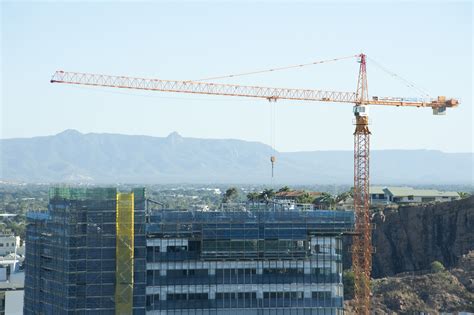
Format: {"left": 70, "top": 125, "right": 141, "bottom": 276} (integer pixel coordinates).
{"left": 1, "top": 1, "right": 472, "bottom": 152}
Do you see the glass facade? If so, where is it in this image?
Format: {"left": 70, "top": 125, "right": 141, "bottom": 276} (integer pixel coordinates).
{"left": 145, "top": 206, "right": 354, "bottom": 315}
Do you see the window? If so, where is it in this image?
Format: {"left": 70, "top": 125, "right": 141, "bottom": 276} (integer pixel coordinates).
{"left": 314, "top": 244, "right": 331, "bottom": 254}
{"left": 263, "top": 268, "right": 303, "bottom": 275}
{"left": 167, "top": 293, "right": 187, "bottom": 301}
{"left": 0, "top": 244, "right": 3, "bottom": 247}
{"left": 167, "top": 269, "right": 209, "bottom": 277}
{"left": 408, "top": 195, "right": 414, "bottom": 201}
{"left": 264, "top": 292, "right": 303, "bottom": 300}
{"left": 146, "top": 294, "right": 160, "bottom": 306}
{"left": 312, "top": 291, "right": 332, "bottom": 300}
{"left": 167, "top": 245, "right": 187, "bottom": 252}
{"left": 188, "top": 241, "right": 201, "bottom": 251}
{"left": 312, "top": 267, "right": 331, "bottom": 275}
{"left": 247, "top": 292, "right": 257, "bottom": 299}
{"left": 216, "top": 268, "right": 256, "bottom": 277}
{"left": 216, "top": 293, "right": 232, "bottom": 300}
{"left": 188, "top": 293, "right": 208, "bottom": 300}
{"left": 289, "top": 292, "right": 304, "bottom": 300}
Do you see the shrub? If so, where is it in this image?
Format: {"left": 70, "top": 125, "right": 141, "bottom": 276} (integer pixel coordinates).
{"left": 430, "top": 261, "right": 445, "bottom": 273}
{"left": 343, "top": 270, "right": 355, "bottom": 299}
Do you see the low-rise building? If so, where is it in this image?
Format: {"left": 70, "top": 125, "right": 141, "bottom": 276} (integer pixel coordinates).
{"left": 0, "top": 234, "right": 20, "bottom": 257}
{"left": 0, "top": 261, "right": 24, "bottom": 315}
{"left": 369, "top": 186, "right": 460, "bottom": 205}
{"left": 384, "top": 187, "right": 460, "bottom": 204}
{"left": 370, "top": 186, "right": 388, "bottom": 204}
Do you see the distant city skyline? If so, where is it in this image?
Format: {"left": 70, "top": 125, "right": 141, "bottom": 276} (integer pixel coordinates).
{"left": 1, "top": 2, "right": 472, "bottom": 153}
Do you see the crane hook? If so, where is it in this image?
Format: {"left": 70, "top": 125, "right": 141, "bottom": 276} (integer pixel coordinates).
{"left": 270, "top": 155, "right": 276, "bottom": 177}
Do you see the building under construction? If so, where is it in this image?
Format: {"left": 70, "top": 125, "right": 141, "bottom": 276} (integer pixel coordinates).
{"left": 24, "top": 188, "right": 354, "bottom": 314}
{"left": 24, "top": 187, "right": 147, "bottom": 314}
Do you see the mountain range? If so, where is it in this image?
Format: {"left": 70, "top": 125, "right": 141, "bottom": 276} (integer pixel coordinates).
{"left": 1, "top": 130, "right": 472, "bottom": 184}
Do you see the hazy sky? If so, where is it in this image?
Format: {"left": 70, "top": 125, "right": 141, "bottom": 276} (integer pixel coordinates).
{"left": 1, "top": 1, "right": 472, "bottom": 153}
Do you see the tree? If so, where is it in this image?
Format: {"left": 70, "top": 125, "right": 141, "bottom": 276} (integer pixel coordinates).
{"left": 458, "top": 192, "right": 471, "bottom": 199}
{"left": 278, "top": 186, "right": 291, "bottom": 193}
{"left": 223, "top": 187, "right": 239, "bottom": 203}
{"left": 336, "top": 191, "right": 352, "bottom": 203}
{"left": 316, "top": 193, "right": 337, "bottom": 210}
{"left": 347, "top": 187, "right": 355, "bottom": 198}
{"left": 430, "top": 261, "right": 445, "bottom": 273}
{"left": 259, "top": 189, "right": 275, "bottom": 203}
{"left": 296, "top": 192, "right": 315, "bottom": 204}
{"left": 246, "top": 192, "right": 260, "bottom": 203}
{"left": 343, "top": 270, "right": 355, "bottom": 299}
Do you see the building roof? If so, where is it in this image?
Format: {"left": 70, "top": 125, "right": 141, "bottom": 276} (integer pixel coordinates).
{"left": 383, "top": 187, "right": 459, "bottom": 198}
{"left": 369, "top": 186, "right": 386, "bottom": 194}
{"left": 275, "top": 191, "right": 322, "bottom": 198}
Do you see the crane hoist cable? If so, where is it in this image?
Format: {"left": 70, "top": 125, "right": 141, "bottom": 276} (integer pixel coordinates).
{"left": 187, "top": 54, "right": 359, "bottom": 82}
{"left": 270, "top": 98, "right": 277, "bottom": 180}
{"left": 188, "top": 55, "right": 358, "bottom": 181}
{"left": 367, "top": 56, "right": 432, "bottom": 98}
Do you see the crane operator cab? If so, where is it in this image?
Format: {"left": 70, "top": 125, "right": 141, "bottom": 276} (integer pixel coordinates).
{"left": 353, "top": 105, "right": 369, "bottom": 117}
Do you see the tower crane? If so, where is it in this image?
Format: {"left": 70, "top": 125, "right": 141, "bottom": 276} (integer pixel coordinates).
{"left": 50, "top": 53, "right": 459, "bottom": 314}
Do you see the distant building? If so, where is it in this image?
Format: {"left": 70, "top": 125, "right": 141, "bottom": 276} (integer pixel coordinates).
{"left": 0, "top": 234, "right": 20, "bottom": 257}
{"left": 370, "top": 186, "right": 460, "bottom": 204}
{"left": 335, "top": 197, "right": 354, "bottom": 210}
{"left": 384, "top": 187, "right": 460, "bottom": 203}
{"left": 4, "top": 290, "right": 23, "bottom": 315}
{"left": 275, "top": 190, "right": 322, "bottom": 201}
{"left": 370, "top": 186, "right": 388, "bottom": 204}
{"left": 0, "top": 261, "right": 24, "bottom": 315}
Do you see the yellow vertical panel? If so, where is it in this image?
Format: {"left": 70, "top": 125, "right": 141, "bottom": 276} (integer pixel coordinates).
{"left": 115, "top": 193, "right": 134, "bottom": 315}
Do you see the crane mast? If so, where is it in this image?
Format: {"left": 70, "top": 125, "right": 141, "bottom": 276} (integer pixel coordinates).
{"left": 352, "top": 54, "right": 372, "bottom": 314}
{"left": 50, "top": 54, "right": 458, "bottom": 314}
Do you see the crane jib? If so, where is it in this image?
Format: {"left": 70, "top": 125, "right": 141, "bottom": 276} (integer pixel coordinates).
{"left": 50, "top": 71, "right": 458, "bottom": 110}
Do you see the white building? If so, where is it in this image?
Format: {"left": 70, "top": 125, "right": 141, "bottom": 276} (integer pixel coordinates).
{"left": 0, "top": 235, "right": 20, "bottom": 257}
{"left": 370, "top": 186, "right": 389, "bottom": 204}
{"left": 370, "top": 186, "right": 460, "bottom": 204}
{"left": 0, "top": 264, "right": 24, "bottom": 315}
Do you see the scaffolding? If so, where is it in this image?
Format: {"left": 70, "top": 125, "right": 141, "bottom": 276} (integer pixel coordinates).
{"left": 24, "top": 187, "right": 146, "bottom": 315}
{"left": 115, "top": 193, "right": 135, "bottom": 315}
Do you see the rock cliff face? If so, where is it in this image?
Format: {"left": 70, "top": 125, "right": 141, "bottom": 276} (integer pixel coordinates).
{"left": 345, "top": 251, "right": 474, "bottom": 314}
{"left": 372, "top": 268, "right": 474, "bottom": 314}
{"left": 371, "top": 196, "right": 474, "bottom": 278}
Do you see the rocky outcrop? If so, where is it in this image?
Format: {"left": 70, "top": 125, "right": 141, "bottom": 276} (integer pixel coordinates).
{"left": 343, "top": 197, "right": 474, "bottom": 313}
{"left": 371, "top": 196, "right": 474, "bottom": 278}
{"left": 344, "top": 250, "right": 474, "bottom": 314}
